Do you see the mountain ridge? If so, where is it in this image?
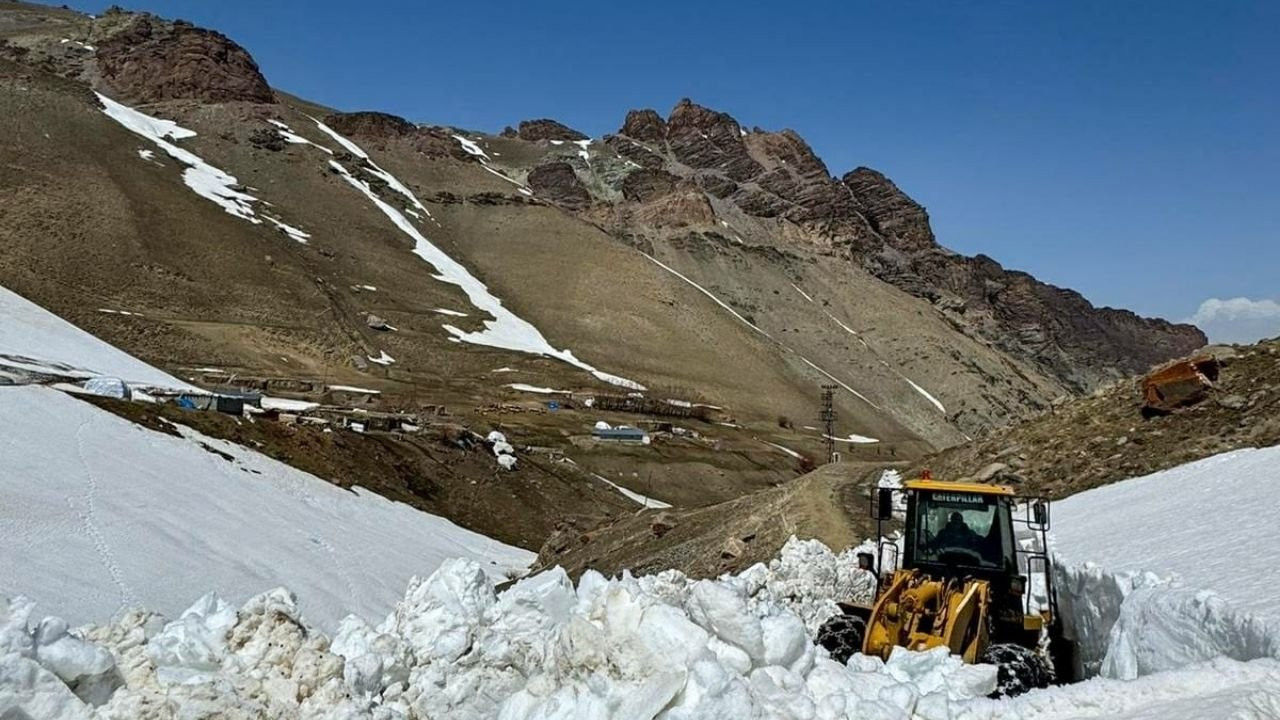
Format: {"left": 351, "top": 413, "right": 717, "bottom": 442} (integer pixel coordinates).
{"left": 0, "top": 1, "right": 1203, "bottom": 497}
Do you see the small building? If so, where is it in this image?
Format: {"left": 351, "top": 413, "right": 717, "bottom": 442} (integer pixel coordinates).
{"left": 592, "top": 425, "right": 651, "bottom": 444}
{"left": 214, "top": 391, "right": 263, "bottom": 415}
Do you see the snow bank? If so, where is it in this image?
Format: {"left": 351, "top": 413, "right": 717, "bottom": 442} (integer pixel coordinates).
{"left": 0, "top": 284, "right": 192, "bottom": 390}
{"left": 0, "top": 386, "right": 532, "bottom": 631}
{"left": 11, "top": 532, "right": 1276, "bottom": 718}
{"left": 3, "top": 539, "right": 990, "bottom": 720}
{"left": 1052, "top": 447, "right": 1280, "bottom": 681}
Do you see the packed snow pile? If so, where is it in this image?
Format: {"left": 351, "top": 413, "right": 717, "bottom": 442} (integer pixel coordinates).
{"left": 488, "top": 430, "right": 518, "bottom": 470}
{"left": 8, "top": 530, "right": 1280, "bottom": 718}
{"left": 2, "top": 539, "right": 992, "bottom": 720}
{"left": 1051, "top": 446, "right": 1280, "bottom": 681}
{"left": 0, "top": 385, "right": 533, "bottom": 632}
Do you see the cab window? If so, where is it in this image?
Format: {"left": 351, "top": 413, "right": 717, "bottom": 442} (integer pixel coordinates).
{"left": 913, "top": 491, "right": 1014, "bottom": 570}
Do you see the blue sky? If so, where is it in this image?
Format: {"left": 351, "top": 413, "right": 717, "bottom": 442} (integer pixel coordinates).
{"left": 69, "top": 1, "right": 1279, "bottom": 341}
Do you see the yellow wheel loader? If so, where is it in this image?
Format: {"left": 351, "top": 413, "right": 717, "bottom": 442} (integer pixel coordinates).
{"left": 816, "top": 474, "right": 1074, "bottom": 696}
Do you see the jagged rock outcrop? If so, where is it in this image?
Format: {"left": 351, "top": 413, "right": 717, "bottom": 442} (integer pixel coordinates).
{"left": 527, "top": 162, "right": 591, "bottom": 209}
{"left": 517, "top": 119, "right": 587, "bottom": 142}
{"left": 95, "top": 15, "right": 274, "bottom": 104}
{"left": 665, "top": 98, "right": 763, "bottom": 182}
{"left": 835, "top": 168, "right": 1206, "bottom": 386}
{"left": 620, "top": 109, "right": 666, "bottom": 143}
{"left": 841, "top": 168, "right": 935, "bottom": 252}
{"left": 320, "top": 112, "right": 460, "bottom": 160}
{"left": 321, "top": 111, "right": 416, "bottom": 139}
{"left": 604, "top": 135, "right": 665, "bottom": 169}
{"left": 621, "top": 168, "right": 682, "bottom": 203}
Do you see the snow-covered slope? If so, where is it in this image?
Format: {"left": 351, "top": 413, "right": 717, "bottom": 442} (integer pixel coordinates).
{"left": 0, "top": 385, "right": 533, "bottom": 631}
{"left": 1051, "top": 446, "right": 1280, "bottom": 680}
{"left": 1054, "top": 446, "right": 1279, "bottom": 620}
{"left": 0, "top": 286, "right": 191, "bottom": 389}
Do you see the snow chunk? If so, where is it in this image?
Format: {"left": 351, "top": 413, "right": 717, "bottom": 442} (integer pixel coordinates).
{"left": 432, "top": 307, "right": 468, "bottom": 317}
{"left": 264, "top": 215, "right": 310, "bottom": 244}
{"left": 763, "top": 441, "right": 804, "bottom": 459}
{"left": 642, "top": 253, "right": 772, "bottom": 339}
{"left": 799, "top": 356, "right": 880, "bottom": 409}
{"left": 487, "top": 430, "right": 518, "bottom": 470}
{"left": 314, "top": 118, "right": 433, "bottom": 219}
{"left": 327, "top": 385, "right": 381, "bottom": 394}
{"left": 367, "top": 350, "right": 395, "bottom": 366}
{"left": 267, "top": 119, "right": 334, "bottom": 154}
{"left": 261, "top": 396, "right": 319, "bottom": 412}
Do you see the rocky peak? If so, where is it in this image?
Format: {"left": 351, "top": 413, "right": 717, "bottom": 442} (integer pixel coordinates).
{"left": 517, "top": 119, "right": 587, "bottom": 142}
{"left": 619, "top": 109, "right": 666, "bottom": 143}
{"left": 664, "top": 99, "right": 762, "bottom": 182}
{"left": 95, "top": 14, "right": 274, "bottom": 104}
{"left": 841, "top": 167, "right": 936, "bottom": 252}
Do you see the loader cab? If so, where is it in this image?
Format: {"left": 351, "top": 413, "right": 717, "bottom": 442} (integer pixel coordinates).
{"left": 902, "top": 483, "right": 1018, "bottom": 580}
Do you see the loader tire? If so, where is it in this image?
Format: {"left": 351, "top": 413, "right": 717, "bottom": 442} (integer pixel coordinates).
{"left": 981, "top": 643, "right": 1053, "bottom": 697}
{"left": 815, "top": 614, "right": 866, "bottom": 664}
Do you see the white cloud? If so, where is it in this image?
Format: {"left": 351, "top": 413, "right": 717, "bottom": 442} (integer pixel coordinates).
{"left": 1187, "top": 297, "right": 1280, "bottom": 344}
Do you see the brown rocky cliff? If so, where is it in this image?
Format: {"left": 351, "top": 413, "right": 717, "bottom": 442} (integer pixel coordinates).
{"left": 517, "top": 118, "right": 587, "bottom": 142}
{"left": 95, "top": 15, "right": 274, "bottom": 104}
{"left": 609, "top": 98, "right": 1206, "bottom": 391}
{"left": 838, "top": 169, "right": 1207, "bottom": 387}
{"left": 527, "top": 162, "right": 591, "bottom": 209}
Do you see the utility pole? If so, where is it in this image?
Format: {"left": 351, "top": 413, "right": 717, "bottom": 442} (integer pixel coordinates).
{"left": 820, "top": 385, "right": 837, "bottom": 464}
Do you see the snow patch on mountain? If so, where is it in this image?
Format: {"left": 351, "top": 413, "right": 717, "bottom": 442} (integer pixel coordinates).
{"left": 313, "top": 119, "right": 433, "bottom": 219}
{"left": 267, "top": 118, "right": 334, "bottom": 154}
{"left": 904, "top": 377, "right": 946, "bottom": 413}
{"left": 641, "top": 253, "right": 772, "bottom": 339}
{"left": 97, "top": 95, "right": 310, "bottom": 240}
{"left": 323, "top": 143, "right": 642, "bottom": 390}
{"left": 589, "top": 472, "right": 672, "bottom": 509}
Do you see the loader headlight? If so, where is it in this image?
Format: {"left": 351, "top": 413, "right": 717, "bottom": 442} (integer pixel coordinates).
{"left": 1010, "top": 575, "right": 1027, "bottom": 595}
